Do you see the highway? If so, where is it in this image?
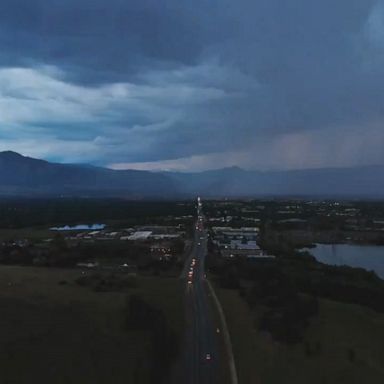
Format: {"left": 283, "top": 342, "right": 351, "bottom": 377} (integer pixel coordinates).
{"left": 182, "top": 198, "right": 220, "bottom": 384}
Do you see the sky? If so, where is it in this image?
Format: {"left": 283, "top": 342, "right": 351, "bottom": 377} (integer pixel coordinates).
{"left": 1, "top": 0, "right": 384, "bottom": 171}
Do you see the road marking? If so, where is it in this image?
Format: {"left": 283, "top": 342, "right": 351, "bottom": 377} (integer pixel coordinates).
{"left": 206, "top": 279, "right": 239, "bottom": 384}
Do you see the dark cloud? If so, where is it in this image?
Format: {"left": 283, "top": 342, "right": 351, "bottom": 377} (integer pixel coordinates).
{"left": 0, "top": 0, "right": 225, "bottom": 83}
{"left": 0, "top": 0, "right": 384, "bottom": 170}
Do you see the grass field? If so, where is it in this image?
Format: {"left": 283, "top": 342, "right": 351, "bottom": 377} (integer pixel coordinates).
{"left": 0, "top": 266, "right": 184, "bottom": 384}
{"left": 0, "top": 227, "right": 53, "bottom": 241}
{"left": 217, "top": 287, "right": 384, "bottom": 384}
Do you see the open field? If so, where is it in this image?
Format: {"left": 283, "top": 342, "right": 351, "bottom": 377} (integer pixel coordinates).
{"left": 217, "top": 287, "right": 384, "bottom": 384}
{"left": 0, "top": 227, "right": 53, "bottom": 241}
{"left": 0, "top": 266, "right": 184, "bottom": 384}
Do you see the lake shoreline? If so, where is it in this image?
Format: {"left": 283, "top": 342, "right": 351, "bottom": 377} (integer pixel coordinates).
{"left": 302, "top": 243, "right": 384, "bottom": 279}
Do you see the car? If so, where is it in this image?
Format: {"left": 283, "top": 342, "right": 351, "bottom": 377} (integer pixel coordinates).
{"left": 205, "top": 353, "right": 212, "bottom": 361}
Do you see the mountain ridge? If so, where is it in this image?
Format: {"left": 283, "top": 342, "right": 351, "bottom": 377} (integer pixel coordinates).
{"left": 1, "top": 151, "right": 383, "bottom": 198}
{"left": 0, "top": 151, "right": 179, "bottom": 198}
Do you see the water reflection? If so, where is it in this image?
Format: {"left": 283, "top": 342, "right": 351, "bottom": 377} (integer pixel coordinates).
{"left": 305, "top": 244, "right": 384, "bottom": 279}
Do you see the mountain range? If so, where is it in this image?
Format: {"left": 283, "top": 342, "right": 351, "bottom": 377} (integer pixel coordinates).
{"left": 0, "top": 151, "right": 383, "bottom": 198}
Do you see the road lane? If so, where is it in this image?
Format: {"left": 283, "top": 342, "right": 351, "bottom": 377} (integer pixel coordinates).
{"left": 182, "top": 199, "right": 219, "bottom": 384}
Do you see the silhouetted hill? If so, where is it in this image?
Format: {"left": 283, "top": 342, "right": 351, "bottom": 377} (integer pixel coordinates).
{"left": 0, "top": 151, "right": 178, "bottom": 198}
{"left": 1, "top": 152, "right": 383, "bottom": 198}
{"left": 166, "top": 165, "right": 384, "bottom": 198}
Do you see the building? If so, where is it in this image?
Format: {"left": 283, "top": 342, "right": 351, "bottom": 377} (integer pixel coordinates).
{"left": 127, "top": 231, "right": 152, "bottom": 240}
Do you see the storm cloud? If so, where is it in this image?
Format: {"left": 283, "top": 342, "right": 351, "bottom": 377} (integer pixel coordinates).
{"left": 1, "top": 0, "right": 384, "bottom": 170}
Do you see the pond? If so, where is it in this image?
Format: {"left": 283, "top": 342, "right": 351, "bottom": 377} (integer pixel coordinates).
{"left": 304, "top": 244, "right": 384, "bottom": 279}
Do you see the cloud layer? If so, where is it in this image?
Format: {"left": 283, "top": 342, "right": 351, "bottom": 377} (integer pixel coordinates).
{"left": 1, "top": 0, "right": 384, "bottom": 170}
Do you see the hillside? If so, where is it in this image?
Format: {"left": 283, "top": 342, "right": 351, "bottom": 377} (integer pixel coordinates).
{"left": 1, "top": 152, "right": 384, "bottom": 198}
{"left": 0, "top": 151, "right": 178, "bottom": 198}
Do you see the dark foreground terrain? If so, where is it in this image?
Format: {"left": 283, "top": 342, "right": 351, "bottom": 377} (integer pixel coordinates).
{"left": 0, "top": 267, "right": 184, "bottom": 384}
{"left": 1, "top": 198, "right": 384, "bottom": 384}
{"left": 205, "top": 199, "right": 384, "bottom": 384}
